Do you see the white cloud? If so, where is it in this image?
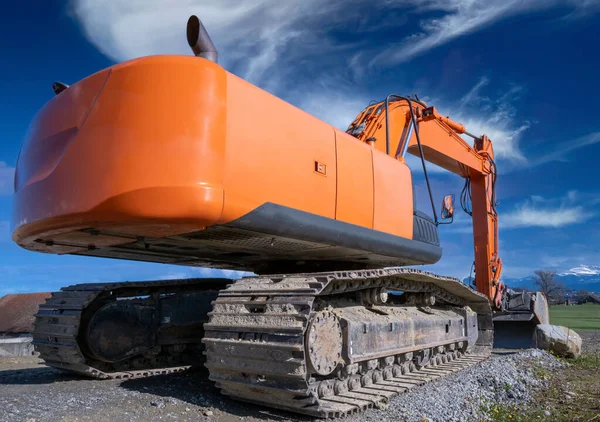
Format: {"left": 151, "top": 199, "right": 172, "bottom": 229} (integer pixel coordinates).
{"left": 405, "top": 77, "right": 530, "bottom": 169}
{"left": 156, "top": 267, "right": 252, "bottom": 280}
{"left": 502, "top": 191, "right": 594, "bottom": 229}
{"left": 439, "top": 189, "right": 597, "bottom": 234}
{"left": 0, "top": 162, "right": 15, "bottom": 196}
{"left": 458, "top": 76, "right": 489, "bottom": 110}
{"left": 70, "top": 0, "right": 386, "bottom": 130}
{"left": 532, "top": 132, "right": 600, "bottom": 167}
{"left": 70, "top": 0, "right": 383, "bottom": 93}
{"left": 188, "top": 267, "right": 253, "bottom": 279}
{"left": 286, "top": 82, "right": 370, "bottom": 130}
{"left": 71, "top": 0, "right": 598, "bottom": 86}
{"left": 369, "top": 0, "right": 598, "bottom": 67}
{"left": 157, "top": 272, "right": 188, "bottom": 280}
{"left": 503, "top": 204, "right": 590, "bottom": 228}
{"left": 434, "top": 77, "right": 529, "bottom": 165}
{"left": 457, "top": 109, "right": 529, "bottom": 164}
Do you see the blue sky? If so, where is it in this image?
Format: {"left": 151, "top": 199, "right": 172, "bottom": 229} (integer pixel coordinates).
{"left": 1, "top": 0, "right": 600, "bottom": 295}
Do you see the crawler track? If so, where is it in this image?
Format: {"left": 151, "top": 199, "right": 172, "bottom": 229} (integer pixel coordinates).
{"left": 33, "top": 268, "right": 493, "bottom": 418}
{"left": 204, "top": 268, "right": 492, "bottom": 417}
{"left": 32, "top": 278, "right": 230, "bottom": 379}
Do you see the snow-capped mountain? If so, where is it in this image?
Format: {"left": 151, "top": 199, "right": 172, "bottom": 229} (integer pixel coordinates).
{"left": 463, "top": 265, "right": 600, "bottom": 293}
{"left": 559, "top": 265, "right": 600, "bottom": 276}
{"left": 551, "top": 265, "right": 600, "bottom": 292}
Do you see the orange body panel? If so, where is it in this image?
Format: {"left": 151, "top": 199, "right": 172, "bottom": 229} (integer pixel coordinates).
{"left": 219, "top": 72, "right": 337, "bottom": 223}
{"left": 372, "top": 152, "right": 413, "bottom": 238}
{"left": 334, "top": 129, "right": 373, "bottom": 228}
{"left": 12, "top": 56, "right": 420, "bottom": 267}
{"left": 13, "top": 56, "right": 229, "bottom": 251}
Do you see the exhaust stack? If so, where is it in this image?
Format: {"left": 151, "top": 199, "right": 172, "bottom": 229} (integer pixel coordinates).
{"left": 186, "top": 15, "right": 218, "bottom": 63}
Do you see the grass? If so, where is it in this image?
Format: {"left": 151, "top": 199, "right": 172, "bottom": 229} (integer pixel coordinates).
{"left": 549, "top": 302, "right": 600, "bottom": 331}
{"left": 569, "top": 352, "right": 600, "bottom": 370}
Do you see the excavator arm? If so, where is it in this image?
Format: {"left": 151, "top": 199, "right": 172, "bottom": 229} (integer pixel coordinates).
{"left": 346, "top": 96, "right": 506, "bottom": 309}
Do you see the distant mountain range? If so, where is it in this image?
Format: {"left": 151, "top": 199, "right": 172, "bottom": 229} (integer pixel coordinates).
{"left": 463, "top": 265, "right": 600, "bottom": 293}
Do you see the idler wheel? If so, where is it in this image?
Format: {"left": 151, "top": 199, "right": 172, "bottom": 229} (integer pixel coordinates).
{"left": 306, "top": 311, "right": 343, "bottom": 376}
{"left": 85, "top": 301, "right": 156, "bottom": 363}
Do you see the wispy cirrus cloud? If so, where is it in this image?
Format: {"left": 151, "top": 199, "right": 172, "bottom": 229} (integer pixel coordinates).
{"left": 450, "top": 79, "right": 530, "bottom": 164}
{"left": 411, "top": 76, "right": 599, "bottom": 173}
{"left": 69, "top": 0, "right": 598, "bottom": 136}
{"left": 410, "top": 76, "right": 530, "bottom": 167}
{"left": 531, "top": 132, "right": 600, "bottom": 167}
{"left": 70, "top": 0, "right": 387, "bottom": 94}
{"left": 70, "top": 0, "right": 389, "bottom": 129}
{"left": 369, "top": 0, "right": 600, "bottom": 67}
{"left": 502, "top": 190, "right": 594, "bottom": 229}
{"left": 436, "top": 189, "right": 596, "bottom": 234}
{"left": 503, "top": 202, "right": 590, "bottom": 228}
{"left": 458, "top": 76, "right": 490, "bottom": 110}
{"left": 70, "top": 0, "right": 600, "bottom": 85}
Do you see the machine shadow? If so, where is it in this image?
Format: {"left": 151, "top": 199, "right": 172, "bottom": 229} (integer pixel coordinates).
{"left": 119, "top": 367, "right": 314, "bottom": 421}
{"left": 0, "top": 366, "right": 82, "bottom": 385}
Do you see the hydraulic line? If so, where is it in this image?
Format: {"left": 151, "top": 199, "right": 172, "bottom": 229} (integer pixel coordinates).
{"left": 385, "top": 95, "right": 439, "bottom": 225}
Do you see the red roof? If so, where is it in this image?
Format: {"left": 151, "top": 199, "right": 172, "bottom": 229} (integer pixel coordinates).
{"left": 0, "top": 292, "right": 52, "bottom": 333}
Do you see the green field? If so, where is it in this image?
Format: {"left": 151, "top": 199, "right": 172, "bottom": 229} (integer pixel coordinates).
{"left": 549, "top": 302, "right": 600, "bottom": 330}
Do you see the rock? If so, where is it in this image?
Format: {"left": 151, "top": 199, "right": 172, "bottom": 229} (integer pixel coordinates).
{"left": 374, "top": 401, "right": 389, "bottom": 410}
{"left": 533, "top": 324, "right": 582, "bottom": 358}
{"left": 204, "top": 410, "right": 214, "bottom": 416}
{"left": 151, "top": 400, "right": 165, "bottom": 408}
{"left": 544, "top": 410, "right": 551, "bottom": 416}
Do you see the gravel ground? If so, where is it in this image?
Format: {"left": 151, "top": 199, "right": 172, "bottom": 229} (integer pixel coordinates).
{"left": 579, "top": 329, "right": 600, "bottom": 354}
{"left": 345, "top": 349, "right": 564, "bottom": 422}
{"left": 0, "top": 348, "right": 566, "bottom": 422}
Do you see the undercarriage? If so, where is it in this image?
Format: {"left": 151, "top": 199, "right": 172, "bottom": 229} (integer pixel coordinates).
{"left": 34, "top": 268, "right": 493, "bottom": 418}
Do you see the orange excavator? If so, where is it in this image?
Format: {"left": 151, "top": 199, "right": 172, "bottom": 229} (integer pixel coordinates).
{"left": 12, "top": 16, "right": 548, "bottom": 418}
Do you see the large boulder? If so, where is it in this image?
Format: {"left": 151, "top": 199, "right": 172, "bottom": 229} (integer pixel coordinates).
{"left": 533, "top": 324, "right": 582, "bottom": 358}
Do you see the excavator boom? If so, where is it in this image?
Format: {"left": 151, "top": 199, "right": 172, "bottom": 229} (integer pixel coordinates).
{"left": 347, "top": 97, "right": 505, "bottom": 308}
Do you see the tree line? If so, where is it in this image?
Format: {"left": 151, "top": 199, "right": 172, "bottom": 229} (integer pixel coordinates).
{"left": 530, "top": 270, "right": 596, "bottom": 304}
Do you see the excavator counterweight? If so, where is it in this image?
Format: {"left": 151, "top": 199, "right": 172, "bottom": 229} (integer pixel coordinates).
{"left": 12, "top": 15, "right": 548, "bottom": 418}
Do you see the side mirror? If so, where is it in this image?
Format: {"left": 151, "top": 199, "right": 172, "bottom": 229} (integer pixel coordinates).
{"left": 441, "top": 194, "right": 455, "bottom": 221}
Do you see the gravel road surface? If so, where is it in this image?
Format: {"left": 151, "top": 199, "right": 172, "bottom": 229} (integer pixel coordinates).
{"left": 0, "top": 346, "right": 569, "bottom": 422}
{"left": 580, "top": 329, "right": 600, "bottom": 354}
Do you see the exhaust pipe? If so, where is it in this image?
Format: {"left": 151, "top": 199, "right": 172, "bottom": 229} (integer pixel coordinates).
{"left": 186, "top": 15, "right": 218, "bottom": 63}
